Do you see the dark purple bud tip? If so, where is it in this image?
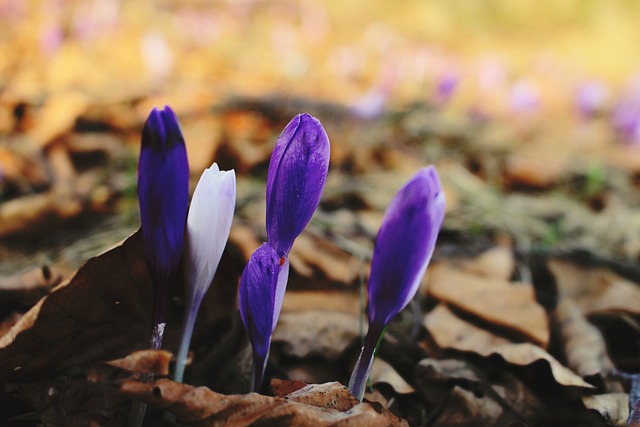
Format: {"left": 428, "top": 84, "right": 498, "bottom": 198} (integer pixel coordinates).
{"left": 142, "top": 105, "right": 185, "bottom": 151}
{"left": 266, "top": 113, "right": 330, "bottom": 255}
{"left": 138, "top": 105, "right": 189, "bottom": 290}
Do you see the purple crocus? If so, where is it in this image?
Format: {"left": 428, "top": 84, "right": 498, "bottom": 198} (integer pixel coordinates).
{"left": 435, "top": 70, "right": 459, "bottom": 104}
{"left": 138, "top": 105, "right": 189, "bottom": 349}
{"left": 575, "top": 80, "right": 608, "bottom": 120}
{"left": 612, "top": 78, "right": 640, "bottom": 145}
{"left": 265, "top": 113, "right": 330, "bottom": 255}
{"left": 348, "top": 166, "right": 445, "bottom": 401}
{"left": 238, "top": 243, "right": 290, "bottom": 392}
{"left": 239, "top": 113, "right": 330, "bottom": 391}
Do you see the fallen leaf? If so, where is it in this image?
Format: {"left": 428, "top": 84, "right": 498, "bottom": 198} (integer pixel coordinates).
{"left": 369, "top": 358, "right": 415, "bottom": 394}
{"left": 118, "top": 378, "right": 409, "bottom": 426}
{"left": 459, "top": 246, "right": 515, "bottom": 281}
{"left": 427, "top": 263, "right": 549, "bottom": 347}
{"left": 424, "top": 304, "right": 594, "bottom": 389}
{"left": 582, "top": 393, "right": 629, "bottom": 426}
{"left": 549, "top": 259, "right": 640, "bottom": 315}
{"left": 0, "top": 230, "right": 172, "bottom": 381}
{"left": 272, "top": 310, "right": 360, "bottom": 360}
{"left": 288, "top": 232, "right": 360, "bottom": 288}
{"left": 552, "top": 299, "right": 616, "bottom": 380}
{"left": 503, "top": 140, "right": 572, "bottom": 188}
{"left": 281, "top": 290, "right": 361, "bottom": 315}
{"left": 430, "top": 385, "right": 503, "bottom": 427}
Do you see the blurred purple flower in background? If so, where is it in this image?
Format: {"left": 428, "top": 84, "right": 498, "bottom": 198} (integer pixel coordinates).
{"left": 174, "top": 163, "right": 236, "bottom": 383}
{"left": 509, "top": 78, "right": 540, "bottom": 114}
{"left": 612, "top": 77, "right": 640, "bottom": 145}
{"left": 138, "top": 105, "right": 189, "bottom": 349}
{"left": 435, "top": 69, "right": 460, "bottom": 104}
{"left": 240, "top": 113, "right": 330, "bottom": 391}
{"left": 575, "top": 80, "right": 609, "bottom": 120}
{"left": 348, "top": 166, "right": 445, "bottom": 401}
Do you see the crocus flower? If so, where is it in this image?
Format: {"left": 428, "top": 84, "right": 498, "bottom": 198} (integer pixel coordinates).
{"left": 348, "top": 166, "right": 445, "bottom": 401}
{"left": 265, "top": 113, "right": 330, "bottom": 255}
{"left": 240, "top": 113, "right": 330, "bottom": 391}
{"left": 435, "top": 70, "right": 459, "bottom": 104}
{"left": 575, "top": 80, "right": 608, "bottom": 120}
{"left": 238, "top": 243, "right": 290, "bottom": 392}
{"left": 509, "top": 79, "right": 540, "bottom": 115}
{"left": 612, "top": 77, "right": 640, "bottom": 145}
{"left": 138, "top": 105, "right": 189, "bottom": 349}
{"left": 174, "top": 163, "right": 236, "bottom": 383}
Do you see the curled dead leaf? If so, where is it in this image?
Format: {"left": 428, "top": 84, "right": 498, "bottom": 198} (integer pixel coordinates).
{"left": 424, "top": 305, "right": 594, "bottom": 389}
{"left": 0, "top": 230, "right": 164, "bottom": 381}
{"left": 118, "top": 379, "right": 408, "bottom": 427}
{"left": 427, "top": 263, "right": 549, "bottom": 347}
{"left": 552, "top": 299, "right": 615, "bottom": 380}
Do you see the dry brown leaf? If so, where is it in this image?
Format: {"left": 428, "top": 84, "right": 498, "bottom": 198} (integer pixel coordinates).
{"left": 118, "top": 378, "right": 409, "bottom": 427}
{"left": 431, "top": 385, "right": 503, "bottom": 427}
{"left": 288, "top": 232, "right": 359, "bottom": 287}
{"left": 424, "top": 305, "right": 593, "bottom": 389}
{"left": 27, "top": 91, "right": 88, "bottom": 148}
{"left": 369, "top": 358, "right": 415, "bottom": 394}
{"left": 0, "top": 265, "right": 66, "bottom": 310}
{"left": 105, "top": 349, "right": 173, "bottom": 376}
{"left": 459, "top": 246, "right": 515, "bottom": 281}
{"left": 272, "top": 310, "right": 360, "bottom": 360}
{"left": 0, "top": 230, "right": 162, "bottom": 381}
{"left": 281, "top": 290, "right": 361, "bottom": 314}
{"left": 552, "top": 299, "right": 615, "bottom": 379}
{"left": 549, "top": 259, "right": 640, "bottom": 315}
{"left": 427, "top": 263, "right": 549, "bottom": 347}
{"left": 503, "top": 141, "right": 572, "bottom": 188}
{"left": 182, "top": 116, "right": 222, "bottom": 173}
{"left": 582, "top": 393, "right": 629, "bottom": 426}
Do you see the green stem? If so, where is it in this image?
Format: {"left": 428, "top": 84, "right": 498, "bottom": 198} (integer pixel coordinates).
{"left": 173, "top": 299, "right": 200, "bottom": 383}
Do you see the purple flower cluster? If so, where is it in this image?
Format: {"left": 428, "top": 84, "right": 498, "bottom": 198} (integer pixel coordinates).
{"left": 137, "top": 107, "right": 446, "bottom": 403}
{"left": 239, "top": 114, "right": 330, "bottom": 391}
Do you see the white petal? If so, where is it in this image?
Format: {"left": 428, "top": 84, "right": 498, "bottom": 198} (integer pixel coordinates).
{"left": 185, "top": 163, "right": 236, "bottom": 305}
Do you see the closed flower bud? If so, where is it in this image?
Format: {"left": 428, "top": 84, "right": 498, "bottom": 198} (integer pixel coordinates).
{"left": 174, "top": 163, "right": 236, "bottom": 382}
{"left": 138, "top": 105, "right": 189, "bottom": 349}
{"left": 349, "top": 166, "right": 445, "bottom": 401}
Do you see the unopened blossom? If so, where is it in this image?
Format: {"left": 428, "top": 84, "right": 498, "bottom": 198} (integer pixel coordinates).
{"left": 238, "top": 243, "right": 290, "bottom": 392}
{"left": 265, "top": 113, "right": 330, "bottom": 255}
{"left": 348, "top": 166, "right": 445, "bottom": 401}
{"left": 138, "top": 105, "right": 189, "bottom": 349}
{"left": 174, "top": 163, "right": 236, "bottom": 383}
{"left": 240, "top": 113, "right": 330, "bottom": 391}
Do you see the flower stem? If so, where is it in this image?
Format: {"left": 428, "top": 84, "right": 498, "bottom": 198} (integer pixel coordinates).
{"left": 173, "top": 298, "right": 200, "bottom": 383}
{"left": 348, "top": 323, "right": 384, "bottom": 402}
{"left": 251, "top": 350, "right": 268, "bottom": 393}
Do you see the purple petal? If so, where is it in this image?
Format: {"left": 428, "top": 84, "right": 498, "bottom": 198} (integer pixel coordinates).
{"left": 138, "top": 106, "right": 189, "bottom": 289}
{"left": 238, "top": 243, "right": 288, "bottom": 390}
{"left": 265, "top": 113, "right": 330, "bottom": 255}
{"left": 368, "top": 166, "right": 445, "bottom": 329}
{"left": 575, "top": 80, "right": 608, "bottom": 119}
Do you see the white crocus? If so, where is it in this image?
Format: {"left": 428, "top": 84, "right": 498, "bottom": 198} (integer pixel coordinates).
{"left": 174, "top": 163, "right": 236, "bottom": 382}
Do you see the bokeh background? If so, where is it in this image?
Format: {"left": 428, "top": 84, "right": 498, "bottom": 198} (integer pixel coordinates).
{"left": 3, "top": 0, "right": 640, "bottom": 269}
{"left": 2, "top": 0, "right": 640, "bottom": 123}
